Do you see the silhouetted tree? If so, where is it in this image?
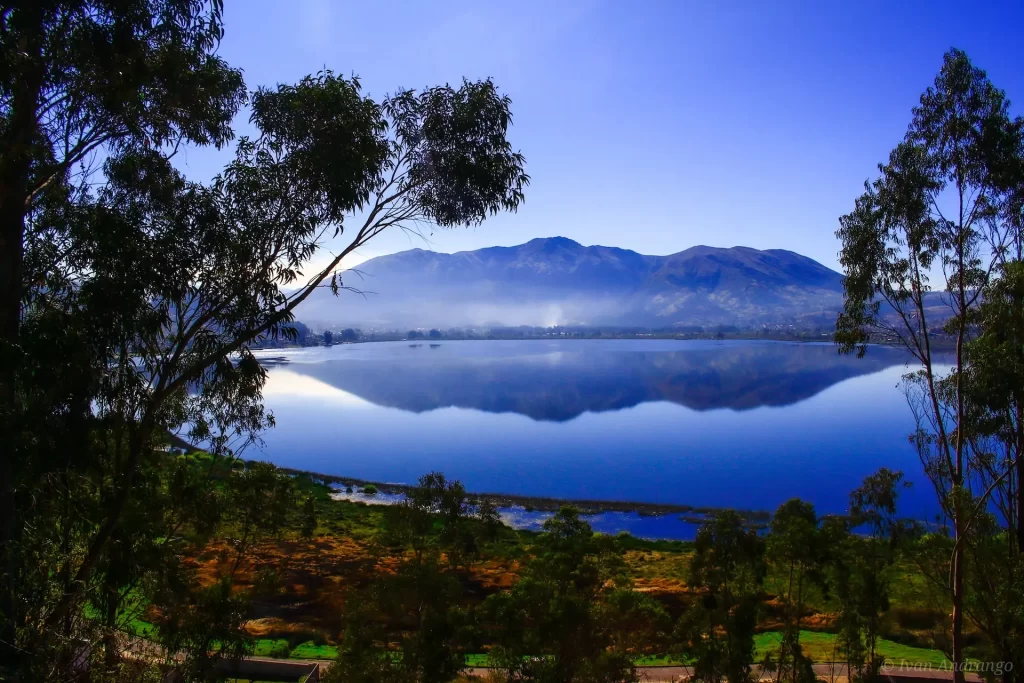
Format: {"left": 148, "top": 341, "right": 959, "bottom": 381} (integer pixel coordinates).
{"left": 767, "top": 499, "right": 821, "bottom": 683}
{"left": 332, "top": 473, "right": 476, "bottom": 682}
{"left": 676, "top": 510, "right": 766, "bottom": 683}
{"left": 477, "top": 500, "right": 502, "bottom": 541}
{"left": 835, "top": 49, "right": 1023, "bottom": 678}
{"left": 826, "top": 469, "right": 910, "bottom": 683}
{"left": 0, "top": 2, "right": 245, "bottom": 668}
{"left": 1, "top": 5, "right": 527, "bottom": 671}
{"left": 957, "top": 261, "right": 1024, "bottom": 678}
{"left": 485, "top": 507, "right": 668, "bottom": 682}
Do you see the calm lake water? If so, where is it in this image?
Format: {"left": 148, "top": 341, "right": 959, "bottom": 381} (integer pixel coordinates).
{"left": 252, "top": 339, "right": 935, "bottom": 538}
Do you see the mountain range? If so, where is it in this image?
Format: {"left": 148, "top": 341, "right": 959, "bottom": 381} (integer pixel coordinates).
{"left": 296, "top": 237, "right": 848, "bottom": 329}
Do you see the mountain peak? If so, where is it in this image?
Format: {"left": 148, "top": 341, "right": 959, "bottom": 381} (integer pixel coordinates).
{"left": 298, "top": 238, "right": 844, "bottom": 329}
{"left": 525, "top": 236, "right": 583, "bottom": 249}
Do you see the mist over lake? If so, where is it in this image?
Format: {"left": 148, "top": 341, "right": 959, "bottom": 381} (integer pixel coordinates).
{"left": 252, "top": 340, "right": 936, "bottom": 527}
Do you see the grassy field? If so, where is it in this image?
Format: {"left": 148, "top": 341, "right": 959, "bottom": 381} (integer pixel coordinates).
{"left": 753, "top": 631, "right": 950, "bottom": 667}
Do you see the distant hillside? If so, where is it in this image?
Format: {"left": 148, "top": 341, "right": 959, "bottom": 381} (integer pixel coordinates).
{"left": 296, "top": 237, "right": 847, "bottom": 329}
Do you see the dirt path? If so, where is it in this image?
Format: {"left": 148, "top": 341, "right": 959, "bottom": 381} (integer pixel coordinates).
{"left": 245, "top": 657, "right": 980, "bottom": 683}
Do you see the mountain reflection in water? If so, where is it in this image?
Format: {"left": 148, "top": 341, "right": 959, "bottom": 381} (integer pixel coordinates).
{"left": 272, "top": 340, "right": 910, "bottom": 421}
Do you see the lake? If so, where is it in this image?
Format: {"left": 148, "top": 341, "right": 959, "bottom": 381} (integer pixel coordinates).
{"left": 252, "top": 339, "right": 936, "bottom": 538}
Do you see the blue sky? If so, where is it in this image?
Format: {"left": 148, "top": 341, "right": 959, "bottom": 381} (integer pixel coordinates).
{"left": 174, "top": 0, "right": 1024, "bottom": 272}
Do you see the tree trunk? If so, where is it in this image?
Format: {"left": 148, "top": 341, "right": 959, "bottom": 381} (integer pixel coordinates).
{"left": 0, "top": 55, "right": 41, "bottom": 675}
{"left": 951, "top": 516, "right": 965, "bottom": 683}
{"left": 103, "top": 593, "right": 119, "bottom": 670}
{"left": 1016, "top": 404, "right": 1024, "bottom": 553}
{"left": 0, "top": 128, "right": 28, "bottom": 671}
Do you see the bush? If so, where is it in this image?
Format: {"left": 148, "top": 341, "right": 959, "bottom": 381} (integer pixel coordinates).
{"left": 268, "top": 640, "right": 291, "bottom": 659}
{"left": 362, "top": 484, "right": 378, "bottom": 495}
{"left": 287, "top": 630, "right": 327, "bottom": 649}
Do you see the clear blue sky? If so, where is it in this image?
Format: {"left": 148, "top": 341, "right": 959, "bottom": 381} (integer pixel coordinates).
{"left": 174, "top": 0, "right": 1024, "bottom": 272}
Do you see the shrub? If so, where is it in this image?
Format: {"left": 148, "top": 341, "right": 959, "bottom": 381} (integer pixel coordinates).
{"left": 362, "top": 484, "right": 378, "bottom": 495}
{"left": 268, "top": 640, "right": 291, "bottom": 659}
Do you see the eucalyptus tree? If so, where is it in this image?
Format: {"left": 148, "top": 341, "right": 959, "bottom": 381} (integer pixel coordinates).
{"left": 954, "top": 262, "right": 1024, "bottom": 680}
{"left": 960, "top": 261, "right": 1024, "bottom": 546}
{"left": 333, "top": 547, "right": 469, "bottom": 683}
{"left": 383, "top": 472, "right": 473, "bottom": 566}
{"left": 477, "top": 499, "right": 503, "bottom": 541}
{"left": 0, "top": 0, "right": 245, "bottom": 341}
{"left": 826, "top": 469, "right": 909, "bottom": 683}
{"left": 333, "top": 473, "right": 477, "bottom": 683}
{"left": 835, "top": 48, "right": 1023, "bottom": 678}
{"left": 677, "top": 510, "right": 766, "bottom": 683}
{"left": 485, "top": 507, "right": 668, "bottom": 683}
{"left": 4, "top": 30, "right": 527, "bottom": 681}
{"left": 766, "top": 499, "right": 821, "bottom": 683}
{"left": 0, "top": 1, "right": 245, "bottom": 665}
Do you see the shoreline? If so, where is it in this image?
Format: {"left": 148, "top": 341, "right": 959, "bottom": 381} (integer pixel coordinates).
{"left": 274, "top": 465, "right": 771, "bottom": 526}
{"left": 255, "top": 334, "right": 836, "bottom": 350}
{"left": 167, "top": 434, "right": 768, "bottom": 520}
{"left": 253, "top": 333, "right": 960, "bottom": 352}
{"left": 165, "top": 435, "right": 769, "bottom": 531}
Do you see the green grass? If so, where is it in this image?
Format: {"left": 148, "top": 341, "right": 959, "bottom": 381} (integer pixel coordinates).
{"left": 289, "top": 641, "right": 338, "bottom": 660}
{"left": 613, "top": 532, "right": 694, "bottom": 554}
{"left": 122, "top": 613, "right": 157, "bottom": 639}
{"left": 464, "top": 654, "right": 490, "bottom": 667}
{"left": 248, "top": 632, "right": 948, "bottom": 667}
{"left": 634, "top": 654, "right": 683, "bottom": 666}
{"left": 82, "top": 594, "right": 158, "bottom": 640}
{"left": 251, "top": 639, "right": 338, "bottom": 660}
{"left": 287, "top": 473, "right": 390, "bottom": 542}
{"left": 217, "top": 480, "right": 954, "bottom": 670}
{"left": 753, "top": 630, "right": 951, "bottom": 666}
{"left": 251, "top": 638, "right": 290, "bottom": 658}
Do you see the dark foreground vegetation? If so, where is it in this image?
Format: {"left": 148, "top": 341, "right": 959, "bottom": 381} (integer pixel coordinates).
{"left": 28, "top": 451, "right": 1006, "bottom": 682}
{"left": 1, "top": 1, "right": 1022, "bottom": 682}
